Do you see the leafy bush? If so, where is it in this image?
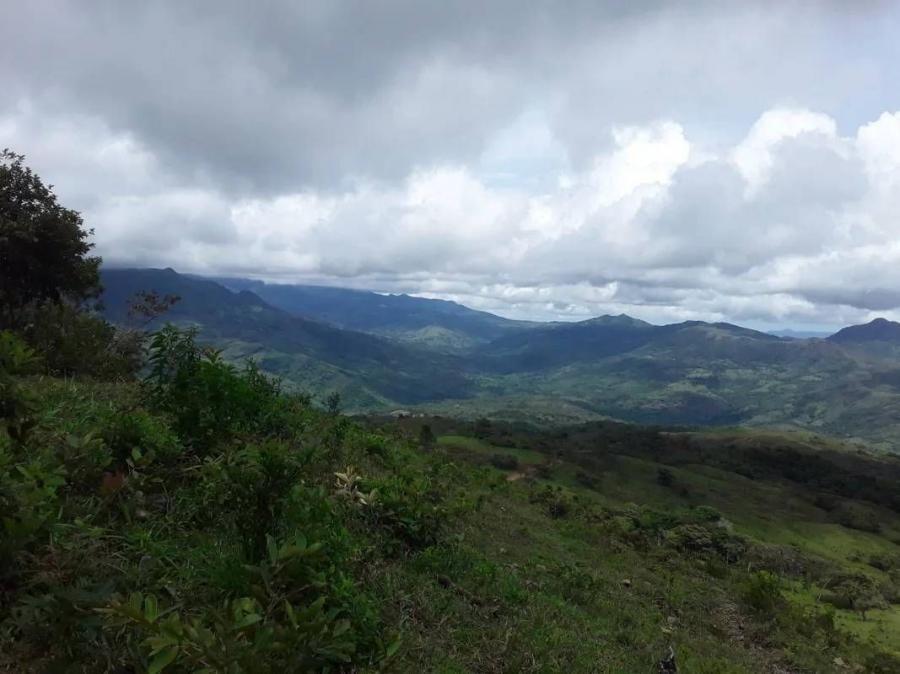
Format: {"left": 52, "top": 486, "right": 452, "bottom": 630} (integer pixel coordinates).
{"left": 22, "top": 302, "right": 143, "bottom": 380}
{"left": 822, "top": 573, "right": 889, "bottom": 619}
{"left": 361, "top": 471, "right": 449, "bottom": 550}
{"left": 832, "top": 501, "right": 881, "bottom": 533}
{"left": 145, "top": 326, "right": 302, "bottom": 451}
{"left": 0, "top": 331, "right": 39, "bottom": 442}
{"left": 101, "top": 409, "right": 182, "bottom": 466}
{"left": 529, "top": 484, "right": 573, "bottom": 519}
{"left": 742, "top": 570, "right": 782, "bottom": 615}
{"left": 488, "top": 453, "right": 519, "bottom": 470}
{"left": 204, "top": 440, "right": 310, "bottom": 561}
{"left": 101, "top": 535, "right": 388, "bottom": 672}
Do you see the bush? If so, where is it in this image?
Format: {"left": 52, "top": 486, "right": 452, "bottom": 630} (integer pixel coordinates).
{"left": 145, "top": 326, "right": 301, "bottom": 451}
{"left": 657, "top": 467, "right": 675, "bottom": 487}
{"left": 529, "top": 485, "right": 573, "bottom": 519}
{"left": 23, "top": 302, "right": 142, "bottom": 380}
{"left": 822, "top": 573, "right": 889, "bottom": 619}
{"left": 488, "top": 453, "right": 519, "bottom": 471}
{"left": 832, "top": 502, "right": 881, "bottom": 533}
{"left": 101, "top": 409, "right": 182, "bottom": 466}
{"left": 742, "top": 571, "right": 782, "bottom": 614}
{"left": 101, "top": 535, "right": 387, "bottom": 672}
{"left": 362, "top": 471, "right": 448, "bottom": 550}
{"left": 0, "top": 331, "right": 39, "bottom": 443}
{"left": 575, "top": 470, "right": 600, "bottom": 490}
{"left": 202, "top": 440, "right": 311, "bottom": 561}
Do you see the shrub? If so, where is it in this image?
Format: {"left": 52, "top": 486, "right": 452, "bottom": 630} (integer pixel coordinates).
{"left": 101, "top": 535, "right": 387, "bottom": 672}
{"left": 742, "top": 571, "right": 782, "bottom": 614}
{"left": 832, "top": 502, "right": 881, "bottom": 533}
{"left": 362, "top": 472, "right": 448, "bottom": 550}
{"left": 101, "top": 409, "right": 181, "bottom": 466}
{"left": 488, "top": 453, "right": 519, "bottom": 470}
{"left": 529, "top": 485, "right": 573, "bottom": 519}
{"left": 22, "top": 302, "right": 143, "bottom": 380}
{"left": 145, "top": 326, "right": 300, "bottom": 451}
{"left": 203, "top": 440, "right": 310, "bottom": 561}
{"left": 0, "top": 331, "right": 39, "bottom": 443}
{"left": 657, "top": 467, "right": 675, "bottom": 487}
{"left": 823, "top": 573, "right": 889, "bottom": 619}
{"left": 575, "top": 470, "right": 600, "bottom": 490}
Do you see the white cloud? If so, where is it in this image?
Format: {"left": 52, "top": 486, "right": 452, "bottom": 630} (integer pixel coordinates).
{"left": 6, "top": 102, "right": 900, "bottom": 329}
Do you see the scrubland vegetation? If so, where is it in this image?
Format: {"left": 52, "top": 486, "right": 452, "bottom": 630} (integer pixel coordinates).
{"left": 4, "top": 150, "right": 900, "bottom": 672}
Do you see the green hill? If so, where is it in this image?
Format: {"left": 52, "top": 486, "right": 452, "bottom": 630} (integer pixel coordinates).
{"left": 210, "top": 276, "right": 535, "bottom": 352}
{"left": 4, "top": 330, "right": 900, "bottom": 672}
{"left": 99, "top": 268, "right": 900, "bottom": 451}
{"left": 100, "top": 268, "right": 472, "bottom": 408}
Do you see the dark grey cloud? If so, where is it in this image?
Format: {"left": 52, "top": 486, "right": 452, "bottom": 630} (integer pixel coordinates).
{"left": 3, "top": 1, "right": 900, "bottom": 328}
{"left": 2, "top": 1, "right": 896, "bottom": 192}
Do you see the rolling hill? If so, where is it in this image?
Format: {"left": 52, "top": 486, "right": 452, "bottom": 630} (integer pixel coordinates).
{"left": 101, "top": 268, "right": 900, "bottom": 450}
{"left": 100, "top": 268, "right": 472, "bottom": 407}
{"left": 209, "top": 276, "right": 534, "bottom": 352}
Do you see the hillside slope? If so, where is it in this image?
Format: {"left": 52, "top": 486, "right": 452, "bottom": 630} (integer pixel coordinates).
{"left": 4, "top": 354, "right": 900, "bottom": 672}
{"left": 100, "top": 268, "right": 471, "bottom": 407}
{"left": 211, "top": 276, "right": 534, "bottom": 351}
{"left": 101, "top": 268, "right": 900, "bottom": 449}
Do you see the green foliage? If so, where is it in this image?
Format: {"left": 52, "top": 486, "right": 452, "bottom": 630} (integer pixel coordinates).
{"left": 742, "top": 571, "right": 783, "bottom": 615}
{"left": 0, "top": 331, "right": 39, "bottom": 442}
{"left": 23, "top": 301, "right": 143, "bottom": 380}
{"left": 3, "top": 323, "right": 900, "bottom": 671}
{"left": 488, "top": 452, "right": 519, "bottom": 470}
{"left": 101, "top": 535, "right": 383, "bottom": 672}
{"left": 0, "top": 149, "right": 101, "bottom": 330}
{"left": 822, "top": 573, "right": 889, "bottom": 619}
{"left": 529, "top": 484, "right": 574, "bottom": 518}
{"left": 418, "top": 423, "right": 436, "bottom": 449}
{"left": 101, "top": 409, "right": 182, "bottom": 465}
{"left": 145, "top": 325, "right": 302, "bottom": 451}
{"left": 203, "top": 440, "right": 309, "bottom": 561}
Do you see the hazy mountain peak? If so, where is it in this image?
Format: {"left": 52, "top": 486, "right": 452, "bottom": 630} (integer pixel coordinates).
{"left": 828, "top": 317, "right": 900, "bottom": 343}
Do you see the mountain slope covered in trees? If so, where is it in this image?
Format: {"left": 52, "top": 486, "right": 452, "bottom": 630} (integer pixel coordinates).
{"left": 101, "top": 268, "right": 900, "bottom": 450}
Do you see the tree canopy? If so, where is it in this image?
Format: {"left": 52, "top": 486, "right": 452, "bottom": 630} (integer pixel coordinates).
{"left": 0, "top": 149, "right": 101, "bottom": 328}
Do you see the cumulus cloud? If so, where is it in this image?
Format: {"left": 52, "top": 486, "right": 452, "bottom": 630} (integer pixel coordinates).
{"left": 2, "top": 2, "right": 900, "bottom": 328}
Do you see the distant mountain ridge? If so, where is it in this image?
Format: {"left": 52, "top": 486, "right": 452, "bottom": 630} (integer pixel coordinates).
{"left": 208, "top": 276, "right": 534, "bottom": 352}
{"left": 828, "top": 317, "right": 900, "bottom": 343}
{"left": 100, "top": 268, "right": 472, "bottom": 407}
{"left": 99, "top": 267, "right": 900, "bottom": 451}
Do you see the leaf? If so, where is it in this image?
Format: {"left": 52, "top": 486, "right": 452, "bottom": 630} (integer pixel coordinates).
{"left": 147, "top": 645, "right": 178, "bottom": 674}
{"left": 385, "top": 637, "right": 402, "bottom": 659}
{"left": 143, "top": 594, "right": 159, "bottom": 623}
{"left": 233, "top": 613, "right": 262, "bottom": 630}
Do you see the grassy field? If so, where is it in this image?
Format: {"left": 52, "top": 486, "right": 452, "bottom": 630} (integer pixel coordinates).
{"left": 427, "top": 430, "right": 900, "bottom": 661}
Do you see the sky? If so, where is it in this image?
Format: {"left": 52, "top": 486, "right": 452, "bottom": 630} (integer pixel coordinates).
{"left": 4, "top": 1, "right": 900, "bottom": 329}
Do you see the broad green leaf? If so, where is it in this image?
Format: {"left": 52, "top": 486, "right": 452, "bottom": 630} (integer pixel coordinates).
{"left": 147, "top": 645, "right": 178, "bottom": 674}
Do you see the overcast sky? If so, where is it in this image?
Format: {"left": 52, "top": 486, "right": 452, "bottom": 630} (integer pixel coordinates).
{"left": 4, "top": 1, "right": 900, "bottom": 328}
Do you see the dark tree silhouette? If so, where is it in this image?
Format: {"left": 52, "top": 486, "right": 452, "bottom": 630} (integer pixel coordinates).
{"left": 0, "top": 149, "right": 101, "bottom": 328}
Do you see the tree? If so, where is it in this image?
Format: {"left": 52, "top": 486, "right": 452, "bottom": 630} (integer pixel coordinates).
{"left": 418, "top": 424, "right": 436, "bottom": 450}
{"left": 0, "top": 149, "right": 101, "bottom": 328}
{"left": 657, "top": 467, "right": 675, "bottom": 488}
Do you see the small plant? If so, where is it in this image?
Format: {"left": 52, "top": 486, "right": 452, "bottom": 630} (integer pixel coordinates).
{"left": 742, "top": 571, "right": 782, "bottom": 615}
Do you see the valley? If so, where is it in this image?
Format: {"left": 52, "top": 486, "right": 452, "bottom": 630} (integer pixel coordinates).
{"left": 102, "top": 268, "right": 900, "bottom": 453}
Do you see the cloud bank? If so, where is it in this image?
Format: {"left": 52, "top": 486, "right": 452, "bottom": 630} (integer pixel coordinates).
{"left": 3, "top": 1, "right": 900, "bottom": 328}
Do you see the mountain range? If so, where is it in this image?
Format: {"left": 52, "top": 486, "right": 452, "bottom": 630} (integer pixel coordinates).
{"left": 100, "top": 268, "right": 900, "bottom": 451}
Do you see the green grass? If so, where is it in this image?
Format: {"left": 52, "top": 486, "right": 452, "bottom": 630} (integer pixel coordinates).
{"left": 5, "top": 369, "right": 900, "bottom": 672}
{"left": 437, "top": 434, "right": 546, "bottom": 465}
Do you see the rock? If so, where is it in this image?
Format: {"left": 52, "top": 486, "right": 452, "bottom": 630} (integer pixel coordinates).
{"left": 658, "top": 646, "right": 677, "bottom": 672}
